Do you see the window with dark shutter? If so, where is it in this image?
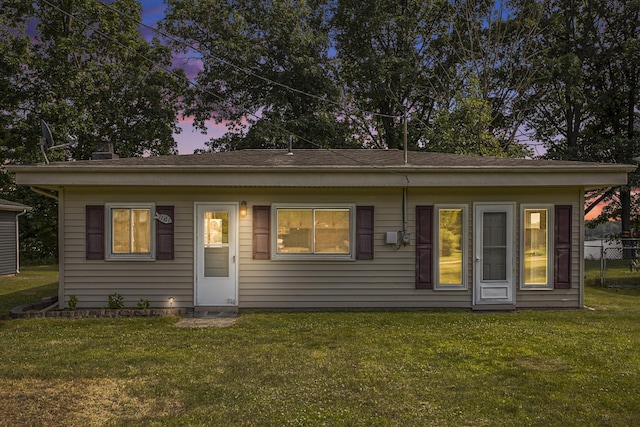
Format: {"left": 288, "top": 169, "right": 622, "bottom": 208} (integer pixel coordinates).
{"left": 356, "top": 206, "right": 374, "bottom": 260}
{"left": 253, "top": 205, "right": 271, "bottom": 259}
{"left": 416, "top": 206, "right": 434, "bottom": 289}
{"left": 554, "top": 205, "right": 572, "bottom": 289}
{"left": 156, "top": 206, "right": 174, "bottom": 260}
{"left": 86, "top": 205, "right": 105, "bottom": 260}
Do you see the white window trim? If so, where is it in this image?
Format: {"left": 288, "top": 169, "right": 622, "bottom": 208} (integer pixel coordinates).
{"left": 434, "top": 205, "right": 468, "bottom": 290}
{"left": 520, "top": 204, "right": 554, "bottom": 290}
{"left": 105, "top": 203, "right": 156, "bottom": 261}
{"left": 271, "top": 203, "right": 356, "bottom": 261}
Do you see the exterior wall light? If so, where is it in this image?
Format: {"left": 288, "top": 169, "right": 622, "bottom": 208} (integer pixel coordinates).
{"left": 240, "top": 200, "right": 248, "bottom": 217}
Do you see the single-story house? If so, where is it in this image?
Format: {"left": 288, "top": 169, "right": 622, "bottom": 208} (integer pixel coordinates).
{"left": 0, "top": 199, "right": 31, "bottom": 276}
{"left": 7, "top": 149, "right": 634, "bottom": 311}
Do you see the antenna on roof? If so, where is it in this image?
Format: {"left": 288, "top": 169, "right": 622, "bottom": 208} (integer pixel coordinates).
{"left": 39, "top": 120, "right": 76, "bottom": 164}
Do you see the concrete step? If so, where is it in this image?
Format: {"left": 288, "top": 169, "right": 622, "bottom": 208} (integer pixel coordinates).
{"left": 193, "top": 306, "right": 238, "bottom": 318}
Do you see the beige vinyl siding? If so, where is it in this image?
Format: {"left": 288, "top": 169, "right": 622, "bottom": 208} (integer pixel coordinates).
{"left": 411, "top": 188, "right": 581, "bottom": 309}
{"left": 61, "top": 186, "right": 582, "bottom": 309}
{"left": 239, "top": 188, "right": 426, "bottom": 308}
{"left": 62, "top": 188, "right": 195, "bottom": 309}
{"left": 514, "top": 189, "right": 582, "bottom": 309}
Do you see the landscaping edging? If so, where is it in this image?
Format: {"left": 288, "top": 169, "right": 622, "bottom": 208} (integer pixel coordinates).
{"left": 10, "top": 296, "right": 188, "bottom": 319}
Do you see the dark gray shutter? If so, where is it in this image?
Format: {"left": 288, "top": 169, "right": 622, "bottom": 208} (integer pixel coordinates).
{"left": 253, "top": 205, "right": 271, "bottom": 259}
{"left": 416, "top": 206, "right": 434, "bottom": 289}
{"left": 356, "top": 206, "right": 374, "bottom": 260}
{"left": 86, "top": 205, "right": 104, "bottom": 260}
{"left": 554, "top": 205, "right": 572, "bottom": 289}
{"left": 156, "top": 206, "right": 174, "bottom": 260}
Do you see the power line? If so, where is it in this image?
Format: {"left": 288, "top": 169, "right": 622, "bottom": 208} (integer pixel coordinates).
{"left": 95, "top": 0, "right": 402, "bottom": 121}
{"left": 38, "top": 0, "right": 415, "bottom": 176}
{"left": 95, "top": 0, "right": 543, "bottom": 159}
{"left": 39, "top": 0, "right": 332, "bottom": 149}
{"left": 39, "top": 0, "right": 540, "bottom": 171}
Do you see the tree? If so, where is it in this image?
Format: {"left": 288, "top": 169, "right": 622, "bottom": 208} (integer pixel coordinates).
{"left": 162, "top": 0, "right": 356, "bottom": 151}
{"left": 161, "top": 0, "right": 539, "bottom": 157}
{"left": 527, "top": 0, "right": 640, "bottom": 235}
{"left": 426, "top": 77, "right": 527, "bottom": 157}
{"left": 447, "top": 0, "right": 542, "bottom": 156}
{"left": 332, "top": 0, "right": 452, "bottom": 150}
{"left": 1, "top": 0, "right": 185, "bottom": 261}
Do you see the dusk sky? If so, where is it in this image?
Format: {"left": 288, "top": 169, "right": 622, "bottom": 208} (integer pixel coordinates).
{"left": 140, "top": 0, "right": 226, "bottom": 154}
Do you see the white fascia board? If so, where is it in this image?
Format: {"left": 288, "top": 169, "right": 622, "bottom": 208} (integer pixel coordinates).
{"left": 10, "top": 167, "right": 631, "bottom": 189}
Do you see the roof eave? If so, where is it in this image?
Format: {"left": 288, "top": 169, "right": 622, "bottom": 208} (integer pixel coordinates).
{"left": 9, "top": 168, "right": 631, "bottom": 189}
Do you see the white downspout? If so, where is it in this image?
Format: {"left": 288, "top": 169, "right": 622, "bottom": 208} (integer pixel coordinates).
{"left": 15, "top": 209, "right": 28, "bottom": 274}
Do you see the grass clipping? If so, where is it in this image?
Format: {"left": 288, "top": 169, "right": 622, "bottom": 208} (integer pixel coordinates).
{"left": 0, "top": 378, "right": 184, "bottom": 426}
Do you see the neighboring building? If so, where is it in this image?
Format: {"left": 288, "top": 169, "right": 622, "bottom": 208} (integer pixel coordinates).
{"left": 7, "top": 149, "right": 634, "bottom": 310}
{"left": 0, "top": 199, "right": 31, "bottom": 276}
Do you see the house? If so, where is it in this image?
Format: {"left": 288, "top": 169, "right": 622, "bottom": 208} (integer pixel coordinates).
{"left": 0, "top": 199, "right": 31, "bottom": 276}
{"left": 7, "top": 149, "right": 634, "bottom": 311}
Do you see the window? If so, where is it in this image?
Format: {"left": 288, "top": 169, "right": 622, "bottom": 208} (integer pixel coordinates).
{"left": 521, "top": 206, "right": 553, "bottom": 289}
{"left": 204, "top": 211, "right": 228, "bottom": 247}
{"left": 273, "top": 205, "right": 355, "bottom": 260}
{"left": 435, "top": 206, "right": 467, "bottom": 289}
{"left": 107, "top": 204, "right": 155, "bottom": 260}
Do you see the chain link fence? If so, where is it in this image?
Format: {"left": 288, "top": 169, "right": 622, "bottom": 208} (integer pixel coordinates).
{"left": 585, "top": 239, "right": 640, "bottom": 287}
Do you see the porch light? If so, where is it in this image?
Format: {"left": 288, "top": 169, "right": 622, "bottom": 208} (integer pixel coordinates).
{"left": 240, "top": 201, "right": 248, "bottom": 218}
{"left": 168, "top": 297, "right": 174, "bottom": 307}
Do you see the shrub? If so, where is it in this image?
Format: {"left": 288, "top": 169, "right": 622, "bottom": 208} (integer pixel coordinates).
{"left": 68, "top": 295, "right": 78, "bottom": 311}
{"left": 107, "top": 293, "right": 124, "bottom": 309}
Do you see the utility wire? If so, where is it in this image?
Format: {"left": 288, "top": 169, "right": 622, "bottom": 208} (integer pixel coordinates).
{"left": 39, "top": 0, "right": 414, "bottom": 176}
{"left": 41, "top": 0, "right": 537, "bottom": 173}
{"left": 95, "top": 0, "right": 402, "bottom": 121}
{"left": 37, "top": 0, "right": 293, "bottom": 144}
{"left": 94, "top": 0, "right": 538, "bottom": 160}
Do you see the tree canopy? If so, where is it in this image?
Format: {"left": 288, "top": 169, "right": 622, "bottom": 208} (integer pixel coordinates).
{"left": 526, "top": 0, "right": 639, "bottom": 234}
{"left": 2, "top": 0, "right": 639, "bottom": 262}
{"left": 1, "top": 0, "right": 186, "bottom": 261}
{"left": 162, "top": 0, "right": 538, "bottom": 157}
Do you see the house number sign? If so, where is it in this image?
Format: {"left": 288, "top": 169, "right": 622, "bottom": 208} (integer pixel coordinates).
{"left": 155, "top": 212, "right": 173, "bottom": 224}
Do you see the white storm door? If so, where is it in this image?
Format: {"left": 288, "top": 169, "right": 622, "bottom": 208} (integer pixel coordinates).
{"left": 474, "top": 204, "right": 515, "bottom": 305}
{"left": 195, "top": 203, "right": 238, "bottom": 306}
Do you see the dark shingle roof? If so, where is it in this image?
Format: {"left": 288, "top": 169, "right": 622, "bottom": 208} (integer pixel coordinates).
{"left": 30, "top": 149, "right": 631, "bottom": 170}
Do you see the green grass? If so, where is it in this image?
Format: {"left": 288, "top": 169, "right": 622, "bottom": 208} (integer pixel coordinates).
{"left": 1, "top": 270, "right": 640, "bottom": 426}
{"left": 586, "top": 258, "right": 640, "bottom": 287}
{"left": 0, "top": 265, "right": 58, "bottom": 318}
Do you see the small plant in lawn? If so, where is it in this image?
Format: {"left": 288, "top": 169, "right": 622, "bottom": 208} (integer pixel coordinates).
{"left": 107, "top": 293, "right": 124, "bottom": 309}
{"left": 137, "top": 299, "right": 150, "bottom": 310}
{"left": 68, "top": 295, "right": 78, "bottom": 311}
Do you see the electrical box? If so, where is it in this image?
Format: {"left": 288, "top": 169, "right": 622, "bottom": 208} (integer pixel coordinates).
{"left": 385, "top": 231, "right": 398, "bottom": 245}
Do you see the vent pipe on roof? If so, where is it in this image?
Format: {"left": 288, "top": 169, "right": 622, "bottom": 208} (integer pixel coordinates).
{"left": 287, "top": 136, "right": 293, "bottom": 156}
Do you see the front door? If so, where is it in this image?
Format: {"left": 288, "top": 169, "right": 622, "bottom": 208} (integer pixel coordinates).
{"left": 195, "top": 203, "right": 238, "bottom": 306}
{"left": 474, "top": 204, "right": 515, "bottom": 306}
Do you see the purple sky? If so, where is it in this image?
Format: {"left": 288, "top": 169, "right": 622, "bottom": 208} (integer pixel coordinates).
{"left": 140, "top": 0, "right": 225, "bottom": 154}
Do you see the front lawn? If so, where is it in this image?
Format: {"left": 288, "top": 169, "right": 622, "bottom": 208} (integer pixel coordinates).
{"left": 1, "top": 275, "right": 639, "bottom": 426}
{"left": 0, "top": 265, "right": 58, "bottom": 318}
